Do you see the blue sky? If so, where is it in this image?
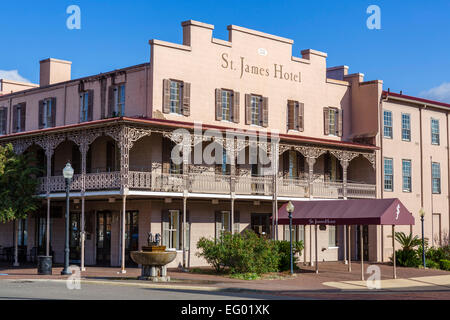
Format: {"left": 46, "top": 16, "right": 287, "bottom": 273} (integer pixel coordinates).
{"left": 1, "top": 0, "right": 449, "bottom": 102}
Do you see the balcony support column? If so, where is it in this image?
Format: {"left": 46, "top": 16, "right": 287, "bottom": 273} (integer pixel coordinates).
{"left": 182, "top": 141, "right": 190, "bottom": 271}
{"left": 307, "top": 157, "right": 316, "bottom": 199}
{"left": 272, "top": 141, "right": 279, "bottom": 240}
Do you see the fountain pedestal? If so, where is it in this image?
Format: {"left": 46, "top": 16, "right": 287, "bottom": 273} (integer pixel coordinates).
{"left": 130, "top": 244, "right": 177, "bottom": 282}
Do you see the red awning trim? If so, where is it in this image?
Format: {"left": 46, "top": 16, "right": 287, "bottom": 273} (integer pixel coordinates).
{"left": 277, "top": 198, "right": 415, "bottom": 226}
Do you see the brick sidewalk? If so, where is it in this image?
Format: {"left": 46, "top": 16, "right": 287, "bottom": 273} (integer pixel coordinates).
{"left": 1, "top": 261, "right": 450, "bottom": 299}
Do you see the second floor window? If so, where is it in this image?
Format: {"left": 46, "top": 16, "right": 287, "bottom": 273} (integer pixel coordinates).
{"left": 401, "top": 113, "right": 411, "bottom": 141}
{"left": 13, "top": 102, "right": 26, "bottom": 133}
{"left": 287, "top": 100, "right": 304, "bottom": 131}
{"left": 79, "top": 90, "right": 93, "bottom": 122}
{"left": 0, "top": 107, "right": 6, "bottom": 135}
{"left": 215, "top": 89, "right": 239, "bottom": 123}
{"left": 39, "top": 98, "right": 56, "bottom": 129}
{"left": 431, "top": 118, "right": 440, "bottom": 145}
{"left": 383, "top": 110, "right": 392, "bottom": 138}
{"left": 402, "top": 159, "right": 411, "bottom": 192}
{"left": 323, "top": 107, "right": 342, "bottom": 136}
{"left": 432, "top": 162, "right": 441, "bottom": 194}
{"left": 108, "top": 84, "right": 125, "bottom": 117}
{"left": 162, "top": 79, "right": 191, "bottom": 116}
{"left": 245, "top": 94, "right": 268, "bottom": 127}
{"left": 384, "top": 157, "right": 393, "bottom": 191}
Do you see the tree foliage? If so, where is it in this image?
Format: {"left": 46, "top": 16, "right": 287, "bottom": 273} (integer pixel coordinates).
{"left": 0, "top": 143, "right": 41, "bottom": 223}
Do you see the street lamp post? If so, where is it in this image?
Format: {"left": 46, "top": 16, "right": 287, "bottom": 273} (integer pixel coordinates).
{"left": 286, "top": 201, "right": 295, "bottom": 275}
{"left": 419, "top": 208, "right": 426, "bottom": 268}
{"left": 61, "top": 162, "right": 74, "bottom": 275}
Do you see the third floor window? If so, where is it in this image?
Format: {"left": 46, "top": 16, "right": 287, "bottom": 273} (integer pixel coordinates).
{"left": 108, "top": 84, "right": 126, "bottom": 117}
{"left": 383, "top": 110, "right": 392, "bottom": 138}
{"left": 384, "top": 157, "right": 393, "bottom": 191}
{"left": 431, "top": 118, "right": 440, "bottom": 145}
{"left": 401, "top": 113, "right": 411, "bottom": 141}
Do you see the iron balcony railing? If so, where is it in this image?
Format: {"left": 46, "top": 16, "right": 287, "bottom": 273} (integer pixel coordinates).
{"left": 38, "top": 171, "right": 376, "bottom": 199}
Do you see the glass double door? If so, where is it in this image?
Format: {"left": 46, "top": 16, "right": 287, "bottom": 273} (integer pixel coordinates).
{"left": 69, "top": 212, "right": 81, "bottom": 263}
{"left": 356, "top": 225, "right": 369, "bottom": 261}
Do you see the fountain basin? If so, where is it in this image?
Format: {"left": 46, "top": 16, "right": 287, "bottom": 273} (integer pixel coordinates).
{"left": 130, "top": 251, "right": 177, "bottom": 266}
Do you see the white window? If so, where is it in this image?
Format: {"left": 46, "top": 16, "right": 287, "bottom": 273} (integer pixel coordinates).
{"left": 402, "top": 160, "right": 412, "bottom": 192}
{"left": 384, "top": 158, "right": 393, "bottom": 191}
{"left": 401, "top": 113, "right": 411, "bottom": 141}
{"left": 431, "top": 118, "right": 440, "bottom": 145}
{"left": 250, "top": 95, "right": 262, "bottom": 126}
{"left": 384, "top": 110, "right": 392, "bottom": 138}
{"left": 221, "top": 90, "right": 232, "bottom": 121}
{"left": 170, "top": 81, "right": 182, "bottom": 114}
{"left": 114, "top": 84, "right": 125, "bottom": 116}
{"left": 328, "top": 225, "right": 337, "bottom": 247}
{"left": 284, "top": 225, "right": 305, "bottom": 242}
{"left": 432, "top": 162, "right": 441, "bottom": 194}
{"left": 162, "top": 210, "right": 190, "bottom": 250}
{"left": 42, "top": 98, "right": 54, "bottom": 128}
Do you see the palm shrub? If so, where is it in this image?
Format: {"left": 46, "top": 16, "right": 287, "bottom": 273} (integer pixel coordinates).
{"left": 393, "top": 232, "right": 422, "bottom": 267}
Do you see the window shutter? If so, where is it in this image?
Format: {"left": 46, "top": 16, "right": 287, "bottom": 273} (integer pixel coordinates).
{"left": 162, "top": 79, "right": 171, "bottom": 114}
{"left": 287, "top": 100, "right": 295, "bottom": 130}
{"left": 215, "top": 89, "right": 222, "bottom": 121}
{"left": 232, "top": 91, "right": 240, "bottom": 123}
{"left": 245, "top": 94, "right": 251, "bottom": 125}
{"left": 20, "top": 103, "right": 26, "bottom": 132}
{"left": 0, "top": 109, "right": 5, "bottom": 134}
{"left": 298, "top": 102, "right": 304, "bottom": 132}
{"left": 50, "top": 98, "right": 56, "bottom": 127}
{"left": 215, "top": 211, "right": 221, "bottom": 241}
{"left": 38, "top": 100, "right": 45, "bottom": 129}
{"left": 162, "top": 138, "right": 171, "bottom": 174}
{"left": 182, "top": 82, "right": 191, "bottom": 116}
{"left": 262, "top": 97, "right": 269, "bottom": 127}
{"left": 338, "top": 109, "right": 343, "bottom": 137}
{"left": 161, "top": 210, "right": 169, "bottom": 246}
{"left": 233, "top": 211, "right": 240, "bottom": 234}
{"left": 323, "top": 107, "right": 330, "bottom": 135}
{"left": 107, "top": 86, "right": 115, "bottom": 117}
{"left": 12, "top": 105, "right": 18, "bottom": 133}
{"left": 180, "top": 211, "right": 190, "bottom": 250}
{"left": 87, "top": 90, "right": 94, "bottom": 121}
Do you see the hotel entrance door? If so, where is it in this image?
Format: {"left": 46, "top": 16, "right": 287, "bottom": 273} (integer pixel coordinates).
{"left": 96, "top": 211, "right": 112, "bottom": 266}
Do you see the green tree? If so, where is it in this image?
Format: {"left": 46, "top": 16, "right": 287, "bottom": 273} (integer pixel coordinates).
{"left": 0, "top": 143, "right": 41, "bottom": 265}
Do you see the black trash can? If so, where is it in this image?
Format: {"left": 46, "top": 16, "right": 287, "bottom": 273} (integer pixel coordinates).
{"left": 37, "top": 256, "right": 52, "bottom": 275}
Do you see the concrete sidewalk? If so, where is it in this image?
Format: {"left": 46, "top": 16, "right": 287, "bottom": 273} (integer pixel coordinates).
{"left": 1, "top": 261, "right": 450, "bottom": 299}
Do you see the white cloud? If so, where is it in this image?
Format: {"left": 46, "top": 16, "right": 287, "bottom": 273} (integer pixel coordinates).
{"left": 420, "top": 82, "right": 450, "bottom": 103}
{"left": 0, "top": 70, "right": 31, "bottom": 83}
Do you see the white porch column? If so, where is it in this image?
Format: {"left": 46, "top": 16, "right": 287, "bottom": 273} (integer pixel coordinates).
{"left": 392, "top": 225, "right": 397, "bottom": 279}
{"left": 360, "top": 225, "right": 364, "bottom": 281}
{"left": 80, "top": 196, "right": 86, "bottom": 271}
{"left": 120, "top": 195, "right": 127, "bottom": 274}
{"left": 315, "top": 224, "right": 318, "bottom": 273}
{"left": 348, "top": 225, "right": 352, "bottom": 272}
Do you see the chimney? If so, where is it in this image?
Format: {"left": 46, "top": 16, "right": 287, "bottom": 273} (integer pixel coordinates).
{"left": 39, "top": 58, "right": 72, "bottom": 86}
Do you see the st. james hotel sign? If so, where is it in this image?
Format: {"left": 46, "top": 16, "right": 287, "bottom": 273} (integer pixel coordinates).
{"left": 221, "top": 53, "right": 301, "bottom": 83}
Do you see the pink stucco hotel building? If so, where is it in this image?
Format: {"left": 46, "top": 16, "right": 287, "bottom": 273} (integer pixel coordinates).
{"left": 0, "top": 20, "right": 448, "bottom": 270}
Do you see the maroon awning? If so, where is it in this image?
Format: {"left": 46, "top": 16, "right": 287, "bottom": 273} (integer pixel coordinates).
{"left": 277, "top": 198, "right": 414, "bottom": 226}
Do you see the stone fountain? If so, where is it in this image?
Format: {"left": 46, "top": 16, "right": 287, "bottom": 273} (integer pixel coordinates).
{"left": 130, "top": 233, "right": 177, "bottom": 282}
